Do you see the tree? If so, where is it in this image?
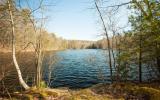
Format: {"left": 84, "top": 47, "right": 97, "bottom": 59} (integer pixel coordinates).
{"left": 7, "top": 0, "right": 29, "bottom": 90}
{"left": 97, "top": 0, "right": 160, "bottom": 82}
{"left": 129, "top": 0, "right": 160, "bottom": 81}
{"left": 94, "top": 0, "right": 113, "bottom": 82}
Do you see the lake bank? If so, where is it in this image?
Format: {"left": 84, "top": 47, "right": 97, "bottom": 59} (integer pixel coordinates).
{"left": 1, "top": 82, "right": 160, "bottom": 100}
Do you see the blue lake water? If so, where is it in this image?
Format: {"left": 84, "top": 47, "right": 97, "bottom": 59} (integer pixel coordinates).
{"left": 43, "top": 49, "right": 111, "bottom": 89}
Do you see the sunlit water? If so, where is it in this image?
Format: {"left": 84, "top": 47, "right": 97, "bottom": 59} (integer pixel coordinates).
{"left": 43, "top": 49, "right": 111, "bottom": 89}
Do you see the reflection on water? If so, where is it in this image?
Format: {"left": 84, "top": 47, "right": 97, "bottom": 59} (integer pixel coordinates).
{"left": 43, "top": 49, "right": 111, "bottom": 89}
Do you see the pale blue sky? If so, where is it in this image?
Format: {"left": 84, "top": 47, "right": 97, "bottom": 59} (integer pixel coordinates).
{"left": 45, "top": 0, "right": 98, "bottom": 40}
{"left": 18, "top": 0, "right": 130, "bottom": 41}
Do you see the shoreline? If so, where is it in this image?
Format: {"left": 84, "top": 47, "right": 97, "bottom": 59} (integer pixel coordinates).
{"left": 0, "top": 82, "right": 160, "bottom": 100}
{"left": 0, "top": 48, "right": 64, "bottom": 53}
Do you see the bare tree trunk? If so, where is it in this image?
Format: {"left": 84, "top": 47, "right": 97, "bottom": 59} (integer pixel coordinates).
{"left": 7, "top": 0, "right": 29, "bottom": 90}
{"left": 95, "top": 1, "right": 113, "bottom": 83}
{"left": 111, "top": 34, "right": 116, "bottom": 70}
{"left": 156, "top": 42, "right": 160, "bottom": 74}
{"left": 35, "top": 41, "right": 42, "bottom": 88}
{"left": 116, "top": 33, "right": 122, "bottom": 81}
{"left": 139, "top": 32, "right": 142, "bottom": 82}
{"left": 35, "top": 16, "right": 45, "bottom": 88}
{"left": 138, "top": 12, "right": 143, "bottom": 83}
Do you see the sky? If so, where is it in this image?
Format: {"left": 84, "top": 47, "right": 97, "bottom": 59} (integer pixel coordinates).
{"left": 19, "top": 0, "right": 130, "bottom": 41}
{"left": 45, "top": 0, "right": 98, "bottom": 41}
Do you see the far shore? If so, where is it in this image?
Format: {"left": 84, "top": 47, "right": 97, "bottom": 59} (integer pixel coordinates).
{"left": 0, "top": 48, "right": 64, "bottom": 53}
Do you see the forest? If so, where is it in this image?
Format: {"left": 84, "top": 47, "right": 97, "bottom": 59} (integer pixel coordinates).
{"left": 0, "top": 0, "right": 160, "bottom": 100}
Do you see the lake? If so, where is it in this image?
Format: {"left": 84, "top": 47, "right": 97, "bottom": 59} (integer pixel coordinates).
{"left": 43, "top": 49, "right": 111, "bottom": 89}
{"left": 0, "top": 49, "right": 158, "bottom": 91}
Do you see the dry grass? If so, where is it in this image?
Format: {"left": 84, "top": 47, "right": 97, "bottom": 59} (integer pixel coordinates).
{"left": 91, "top": 82, "right": 160, "bottom": 100}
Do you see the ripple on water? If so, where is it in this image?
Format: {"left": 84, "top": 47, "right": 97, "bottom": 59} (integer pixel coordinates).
{"left": 43, "top": 49, "right": 111, "bottom": 89}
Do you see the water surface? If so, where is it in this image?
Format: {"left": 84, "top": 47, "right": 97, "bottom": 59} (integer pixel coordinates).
{"left": 43, "top": 49, "right": 111, "bottom": 89}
